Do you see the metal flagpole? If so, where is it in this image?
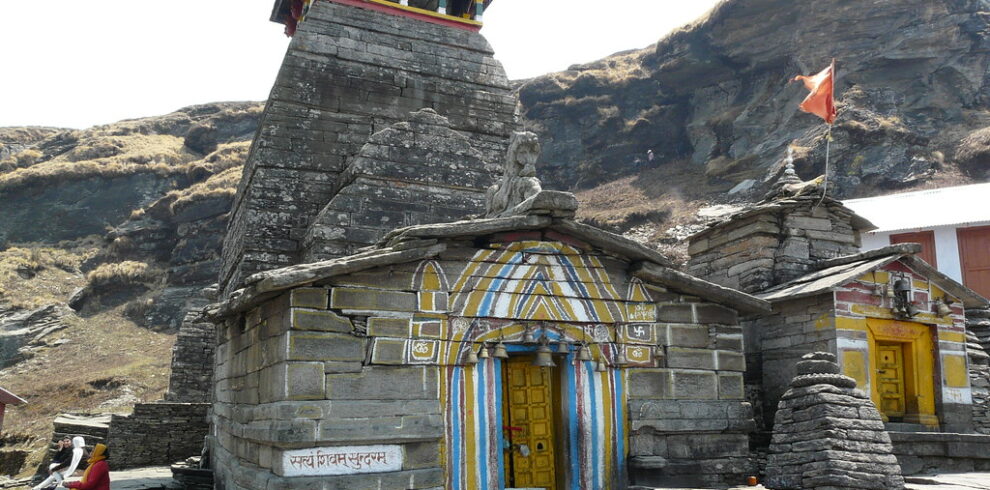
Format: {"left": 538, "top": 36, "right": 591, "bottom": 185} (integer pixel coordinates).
{"left": 816, "top": 124, "right": 832, "bottom": 208}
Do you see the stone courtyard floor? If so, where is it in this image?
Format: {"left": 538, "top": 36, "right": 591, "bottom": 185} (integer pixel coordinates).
{"left": 640, "top": 472, "right": 990, "bottom": 490}
{"left": 7, "top": 468, "right": 989, "bottom": 489}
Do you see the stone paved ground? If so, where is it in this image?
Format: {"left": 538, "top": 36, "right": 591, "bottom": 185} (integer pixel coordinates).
{"left": 640, "top": 472, "right": 990, "bottom": 490}
{"left": 905, "top": 473, "right": 990, "bottom": 489}
{"left": 104, "top": 467, "right": 178, "bottom": 489}
{"left": 11, "top": 468, "right": 985, "bottom": 490}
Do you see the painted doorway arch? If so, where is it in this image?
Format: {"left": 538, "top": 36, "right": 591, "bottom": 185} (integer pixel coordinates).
{"left": 442, "top": 321, "right": 627, "bottom": 490}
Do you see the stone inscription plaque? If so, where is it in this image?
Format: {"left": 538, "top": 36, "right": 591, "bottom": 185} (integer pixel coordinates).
{"left": 281, "top": 445, "right": 402, "bottom": 477}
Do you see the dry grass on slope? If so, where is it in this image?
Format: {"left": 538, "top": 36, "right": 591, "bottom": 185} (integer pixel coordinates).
{"left": 0, "top": 241, "right": 99, "bottom": 310}
{"left": 0, "top": 244, "right": 173, "bottom": 479}
{"left": 576, "top": 161, "right": 729, "bottom": 234}
{"left": 0, "top": 134, "right": 199, "bottom": 191}
{"left": 0, "top": 306, "right": 173, "bottom": 478}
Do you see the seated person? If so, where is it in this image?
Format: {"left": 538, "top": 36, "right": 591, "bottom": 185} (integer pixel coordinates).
{"left": 65, "top": 443, "right": 110, "bottom": 490}
{"left": 32, "top": 437, "right": 85, "bottom": 490}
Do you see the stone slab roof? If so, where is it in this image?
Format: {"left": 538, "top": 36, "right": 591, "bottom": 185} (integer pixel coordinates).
{"left": 757, "top": 244, "right": 989, "bottom": 308}
{"left": 213, "top": 215, "right": 771, "bottom": 318}
{"left": 690, "top": 195, "right": 876, "bottom": 242}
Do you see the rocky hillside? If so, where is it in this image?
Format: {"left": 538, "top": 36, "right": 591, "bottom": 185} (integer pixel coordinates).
{"left": 0, "top": 103, "right": 261, "bottom": 332}
{"left": 519, "top": 0, "right": 990, "bottom": 214}
{"left": 0, "top": 103, "right": 259, "bottom": 480}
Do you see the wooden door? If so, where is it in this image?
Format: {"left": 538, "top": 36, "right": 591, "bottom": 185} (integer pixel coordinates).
{"left": 958, "top": 225, "right": 990, "bottom": 299}
{"left": 503, "top": 356, "right": 557, "bottom": 489}
{"left": 890, "top": 230, "right": 937, "bottom": 267}
{"left": 876, "top": 343, "right": 907, "bottom": 419}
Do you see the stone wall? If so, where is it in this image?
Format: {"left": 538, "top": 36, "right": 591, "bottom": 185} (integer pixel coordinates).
{"left": 107, "top": 403, "right": 209, "bottom": 469}
{"left": 743, "top": 294, "right": 837, "bottom": 429}
{"left": 890, "top": 431, "right": 990, "bottom": 475}
{"left": 302, "top": 109, "right": 497, "bottom": 261}
{"left": 219, "top": 0, "right": 516, "bottom": 295}
{"left": 627, "top": 316, "right": 757, "bottom": 487}
{"left": 165, "top": 310, "right": 216, "bottom": 403}
{"left": 687, "top": 197, "right": 862, "bottom": 294}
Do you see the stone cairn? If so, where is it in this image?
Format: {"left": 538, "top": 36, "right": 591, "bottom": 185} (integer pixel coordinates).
{"left": 967, "top": 307, "right": 990, "bottom": 434}
{"left": 765, "top": 352, "right": 905, "bottom": 489}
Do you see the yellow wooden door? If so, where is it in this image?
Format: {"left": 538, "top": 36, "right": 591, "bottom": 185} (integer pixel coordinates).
{"left": 503, "top": 356, "right": 556, "bottom": 489}
{"left": 876, "top": 344, "right": 907, "bottom": 418}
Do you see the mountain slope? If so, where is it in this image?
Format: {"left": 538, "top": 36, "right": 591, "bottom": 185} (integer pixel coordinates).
{"left": 519, "top": 0, "right": 990, "bottom": 203}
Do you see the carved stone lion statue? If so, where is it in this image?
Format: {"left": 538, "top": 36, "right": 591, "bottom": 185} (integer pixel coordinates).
{"left": 485, "top": 131, "right": 543, "bottom": 218}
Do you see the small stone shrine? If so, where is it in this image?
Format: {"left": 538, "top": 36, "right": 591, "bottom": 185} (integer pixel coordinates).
{"left": 765, "top": 352, "right": 905, "bottom": 489}
{"left": 688, "top": 161, "right": 989, "bottom": 433}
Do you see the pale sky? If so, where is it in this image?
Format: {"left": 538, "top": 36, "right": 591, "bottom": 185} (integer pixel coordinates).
{"left": 0, "top": 0, "right": 720, "bottom": 129}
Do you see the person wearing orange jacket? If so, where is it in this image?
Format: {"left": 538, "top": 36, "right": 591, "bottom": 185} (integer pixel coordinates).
{"left": 62, "top": 444, "right": 109, "bottom": 490}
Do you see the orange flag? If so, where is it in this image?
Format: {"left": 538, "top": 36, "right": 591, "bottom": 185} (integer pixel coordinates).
{"left": 794, "top": 59, "right": 837, "bottom": 124}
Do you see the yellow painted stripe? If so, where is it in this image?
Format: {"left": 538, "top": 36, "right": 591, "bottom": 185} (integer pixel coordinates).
{"left": 851, "top": 304, "right": 896, "bottom": 319}
{"left": 938, "top": 331, "right": 966, "bottom": 343}
{"left": 857, "top": 270, "right": 890, "bottom": 284}
{"left": 452, "top": 249, "right": 494, "bottom": 292}
{"left": 600, "top": 368, "right": 614, "bottom": 485}
{"left": 464, "top": 367, "right": 478, "bottom": 490}
{"left": 835, "top": 316, "right": 867, "bottom": 332}
{"left": 439, "top": 367, "right": 449, "bottom": 486}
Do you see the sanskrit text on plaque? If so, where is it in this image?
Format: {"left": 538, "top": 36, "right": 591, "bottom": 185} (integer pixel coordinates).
{"left": 280, "top": 445, "right": 402, "bottom": 477}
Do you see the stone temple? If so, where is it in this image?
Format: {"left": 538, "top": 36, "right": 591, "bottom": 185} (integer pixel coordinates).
{"left": 171, "top": 0, "right": 990, "bottom": 488}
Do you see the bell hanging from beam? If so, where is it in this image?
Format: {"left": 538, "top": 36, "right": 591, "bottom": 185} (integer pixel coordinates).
{"left": 937, "top": 298, "right": 952, "bottom": 317}
{"left": 595, "top": 359, "right": 608, "bottom": 372}
{"left": 556, "top": 341, "right": 570, "bottom": 354}
{"left": 478, "top": 344, "right": 491, "bottom": 359}
{"left": 616, "top": 348, "right": 629, "bottom": 366}
{"left": 464, "top": 346, "right": 479, "bottom": 365}
{"left": 492, "top": 341, "right": 509, "bottom": 359}
{"left": 532, "top": 335, "right": 556, "bottom": 367}
{"left": 523, "top": 327, "right": 537, "bottom": 344}
{"left": 577, "top": 343, "right": 593, "bottom": 362}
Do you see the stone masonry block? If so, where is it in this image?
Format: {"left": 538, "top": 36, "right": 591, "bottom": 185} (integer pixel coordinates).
{"left": 628, "top": 370, "right": 671, "bottom": 399}
{"left": 370, "top": 338, "right": 406, "bottom": 365}
{"left": 259, "top": 364, "right": 287, "bottom": 403}
{"left": 718, "top": 373, "right": 745, "bottom": 400}
{"left": 658, "top": 305, "right": 694, "bottom": 323}
{"left": 327, "top": 400, "right": 439, "bottom": 419}
{"left": 287, "top": 362, "right": 326, "bottom": 400}
{"left": 404, "top": 441, "right": 442, "bottom": 469}
{"left": 667, "top": 348, "right": 717, "bottom": 370}
{"left": 368, "top": 317, "right": 412, "bottom": 337}
{"left": 327, "top": 366, "right": 439, "bottom": 400}
{"left": 694, "top": 304, "right": 737, "bottom": 325}
{"left": 288, "top": 331, "right": 367, "bottom": 362}
{"left": 666, "top": 433, "right": 749, "bottom": 459}
{"left": 717, "top": 351, "right": 746, "bottom": 372}
{"left": 672, "top": 371, "right": 719, "bottom": 400}
{"left": 668, "top": 325, "right": 710, "bottom": 348}
{"left": 291, "top": 308, "right": 353, "bottom": 333}
{"left": 290, "top": 288, "right": 329, "bottom": 309}
{"left": 331, "top": 287, "right": 417, "bottom": 311}
{"left": 318, "top": 414, "right": 443, "bottom": 443}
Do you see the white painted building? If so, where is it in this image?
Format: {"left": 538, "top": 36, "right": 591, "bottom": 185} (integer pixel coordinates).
{"left": 844, "top": 183, "right": 990, "bottom": 300}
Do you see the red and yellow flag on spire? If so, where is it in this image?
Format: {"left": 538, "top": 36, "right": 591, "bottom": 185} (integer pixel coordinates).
{"left": 794, "top": 59, "right": 837, "bottom": 124}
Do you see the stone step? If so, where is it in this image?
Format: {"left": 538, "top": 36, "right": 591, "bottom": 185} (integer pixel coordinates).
{"left": 889, "top": 431, "right": 990, "bottom": 475}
